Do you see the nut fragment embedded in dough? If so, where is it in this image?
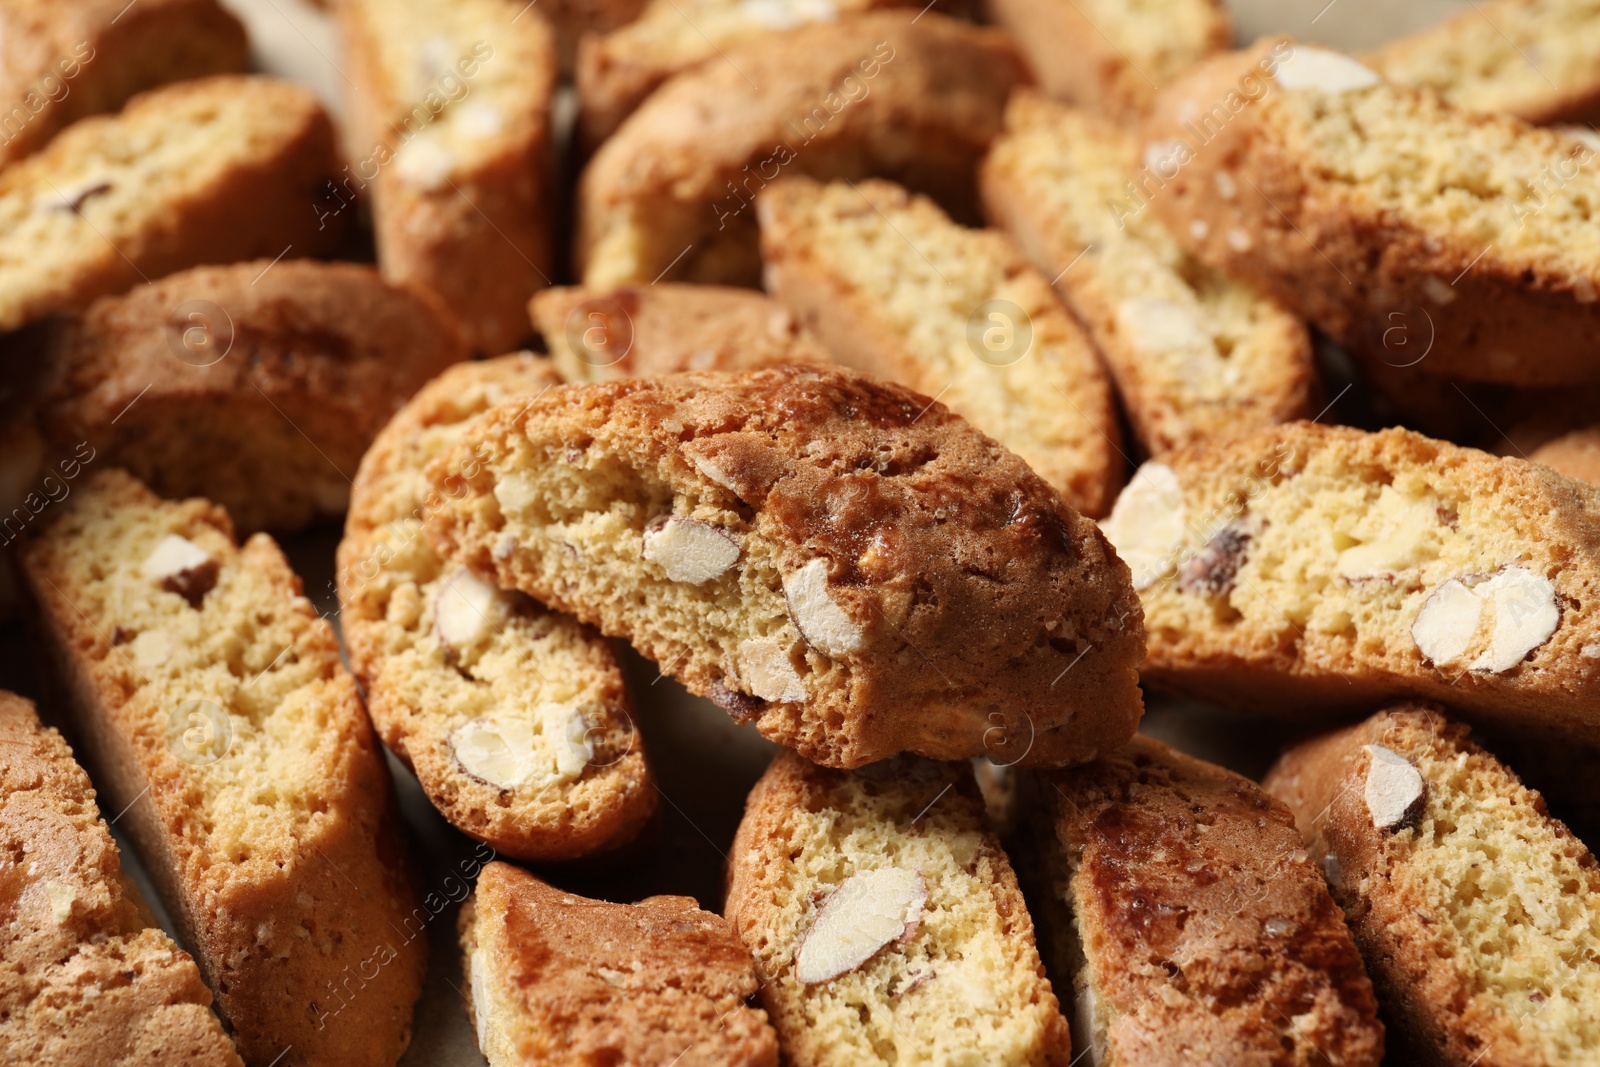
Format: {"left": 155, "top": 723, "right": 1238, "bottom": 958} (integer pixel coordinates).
{"left": 793, "top": 867, "right": 926, "bottom": 984}
{"left": 1099, "top": 463, "right": 1186, "bottom": 590}
{"left": 642, "top": 515, "right": 741, "bottom": 583}
{"left": 737, "top": 637, "right": 806, "bottom": 703}
{"left": 141, "top": 534, "right": 219, "bottom": 606}
{"left": 449, "top": 708, "right": 594, "bottom": 790}
{"left": 783, "top": 558, "right": 863, "bottom": 657}
{"left": 1273, "top": 47, "right": 1381, "bottom": 93}
{"left": 433, "top": 567, "right": 506, "bottom": 651}
{"left": 1411, "top": 567, "right": 1560, "bottom": 673}
{"left": 1362, "top": 744, "right": 1426, "bottom": 831}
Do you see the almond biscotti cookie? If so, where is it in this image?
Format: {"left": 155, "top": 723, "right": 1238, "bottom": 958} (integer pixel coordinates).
{"left": 576, "top": 11, "right": 1024, "bottom": 289}
{"left": 424, "top": 364, "right": 1145, "bottom": 769}
{"left": 1100, "top": 421, "right": 1600, "bottom": 738}
{"left": 530, "top": 283, "right": 828, "bottom": 383}
{"left": 0, "top": 0, "right": 249, "bottom": 169}
{"left": 1532, "top": 425, "right": 1600, "bottom": 484}
{"left": 1145, "top": 40, "right": 1600, "bottom": 386}
{"left": 0, "top": 692, "right": 243, "bottom": 1067}
{"left": 982, "top": 0, "right": 1229, "bottom": 120}
{"left": 0, "top": 75, "right": 347, "bottom": 333}
{"left": 460, "top": 862, "right": 776, "bottom": 1066}
{"left": 725, "top": 750, "right": 1069, "bottom": 1067}
{"left": 1265, "top": 705, "right": 1600, "bottom": 1067}
{"left": 18, "top": 471, "right": 426, "bottom": 1067}
{"left": 1367, "top": 0, "right": 1600, "bottom": 125}
{"left": 981, "top": 94, "right": 1316, "bottom": 455}
{"left": 38, "top": 260, "right": 466, "bottom": 534}
{"left": 758, "top": 176, "right": 1123, "bottom": 519}
{"left": 1026, "top": 735, "right": 1384, "bottom": 1067}
{"left": 339, "top": 0, "right": 557, "bottom": 353}
{"left": 338, "top": 355, "right": 657, "bottom": 862}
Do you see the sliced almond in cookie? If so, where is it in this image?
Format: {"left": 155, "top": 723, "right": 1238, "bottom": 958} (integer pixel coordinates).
{"left": 783, "top": 558, "right": 863, "bottom": 657}
{"left": 432, "top": 567, "right": 508, "bottom": 652}
{"left": 1411, "top": 566, "right": 1559, "bottom": 673}
{"left": 1362, "top": 744, "right": 1426, "bottom": 831}
{"left": 141, "top": 534, "right": 218, "bottom": 607}
{"left": 793, "top": 867, "right": 925, "bottom": 985}
{"left": 642, "top": 515, "right": 741, "bottom": 583}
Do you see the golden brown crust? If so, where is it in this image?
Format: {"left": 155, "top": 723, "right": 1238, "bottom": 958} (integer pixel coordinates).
{"left": 37, "top": 260, "right": 466, "bottom": 534}
{"left": 460, "top": 862, "right": 776, "bottom": 1066}
{"left": 1530, "top": 426, "right": 1600, "bottom": 485}
{"left": 424, "top": 364, "right": 1145, "bottom": 769}
{"left": 0, "top": 691, "right": 244, "bottom": 1067}
{"left": 1037, "top": 736, "right": 1384, "bottom": 1067}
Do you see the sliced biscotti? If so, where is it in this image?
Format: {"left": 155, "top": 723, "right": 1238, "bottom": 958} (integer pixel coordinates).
{"left": 1265, "top": 705, "right": 1600, "bottom": 1067}
{"left": 1532, "top": 425, "right": 1600, "bottom": 484}
{"left": 338, "top": 356, "right": 657, "bottom": 862}
{"left": 339, "top": 0, "right": 557, "bottom": 353}
{"left": 460, "top": 862, "right": 776, "bottom": 1066}
{"left": 531, "top": 283, "right": 829, "bottom": 383}
{"left": 981, "top": 94, "right": 1316, "bottom": 455}
{"left": 0, "top": 0, "right": 249, "bottom": 169}
{"left": 0, "top": 75, "right": 347, "bottom": 333}
{"left": 1146, "top": 39, "right": 1600, "bottom": 386}
{"left": 758, "top": 176, "right": 1123, "bottom": 518}
{"left": 0, "top": 692, "right": 243, "bottom": 1067}
{"left": 577, "top": 11, "right": 1024, "bottom": 289}
{"left": 424, "top": 364, "right": 1145, "bottom": 769}
{"left": 1026, "top": 735, "right": 1384, "bottom": 1067}
{"left": 1367, "top": 0, "right": 1600, "bottom": 125}
{"left": 574, "top": 0, "right": 909, "bottom": 147}
{"left": 982, "top": 0, "right": 1228, "bottom": 120}
{"left": 37, "top": 260, "right": 465, "bottom": 534}
{"left": 1100, "top": 421, "right": 1600, "bottom": 738}
{"left": 725, "top": 750, "right": 1069, "bottom": 1066}
{"left": 17, "top": 471, "right": 425, "bottom": 1067}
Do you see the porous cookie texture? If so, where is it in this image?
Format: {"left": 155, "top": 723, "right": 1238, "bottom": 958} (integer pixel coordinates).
{"left": 758, "top": 176, "right": 1123, "bottom": 518}
{"left": 338, "top": 355, "right": 656, "bottom": 862}
{"left": 0, "top": 692, "right": 243, "bottom": 1067}
{"left": 459, "top": 862, "right": 776, "bottom": 1066}
{"left": 1101, "top": 421, "right": 1600, "bottom": 738}
{"left": 425, "top": 365, "right": 1144, "bottom": 769}
{"left": 1265, "top": 705, "right": 1600, "bottom": 1067}
{"left": 339, "top": 0, "right": 557, "bottom": 353}
{"left": 0, "top": 75, "right": 347, "bottom": 333}
{"left": 981, "top": 0, "right": 1229, "bottom": 120}
{"left": 530, "top": 283, "right": 828, "bottom": 383}
{"left": 0, "top": 0, "right": 249, "bottom": 168}
{"left": 1145, "top": 39, "right": 1600, "bottom": 386}
{"left": 1367, "top": 0, "right": 1600, "bottom": 125}
{"left": 1025, "top": 735, "right": 1384, "bottom": 1067}
{"left": 39, "top": 260, "right": 466, "bottom": 534}
{"left": 18, "top": 471, "right": 426, "bottom": 1067}
{"left": 724, "top": 750, "right": 1070, "bottom": 1067}
{"left": 576, "top": 11, "right": 1023, "bottom": 289}
{"left": 981, "top": 94, "right": 1315, "bottom": 456}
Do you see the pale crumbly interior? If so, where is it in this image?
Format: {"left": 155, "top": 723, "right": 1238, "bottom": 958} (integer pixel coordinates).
{"left": 990, "top": 97, "right": 1309, "bottom": 454}
{"left": 459, "top": 898, "right": 522, "bottom": 1067}
{"left": 762, "top": 178, "right": 1117, "bottom": 516}
{"left": 1391, "top": 723, "right": 1600, "bottom": 1063}
{"left": 1367, "top": 0, "right": 1600, "bottom": 121}
{"left": 1072, "top": 0, "right": 1228, "bottom": 92}
{"left": 746, "top": 769, "right": 1062, "bottom": 1065}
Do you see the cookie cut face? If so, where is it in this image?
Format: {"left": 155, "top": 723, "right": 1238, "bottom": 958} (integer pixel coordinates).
{"left": 424, "top": 364, "right": 1145, "bottom": 769}
{"left": 1265, "top": 705, "right": 1600, "bottom": 1067}
{"left": 338, "top": 356, "right": 657, "bottom": 862}
{"left": 724, "top": 751, "right": 1070, "bottom": 1067}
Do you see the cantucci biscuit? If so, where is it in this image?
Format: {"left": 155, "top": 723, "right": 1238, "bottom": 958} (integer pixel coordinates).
{"left": 338, "top": 356, "right": 657, "bottom": 862}
{"left": 1531, "top": 425, "right": 1600, "bottom": 484}
{"left": 423, "top": 364, "right": 1145, "bottom": 769}
{"left": 758, "top": 175, "right": 1123, "bottom": 518}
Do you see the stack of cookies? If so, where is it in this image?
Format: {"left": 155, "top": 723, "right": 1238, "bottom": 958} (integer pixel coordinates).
{"left": 1, "top": 1, "right": 1598, "bottom": 1065}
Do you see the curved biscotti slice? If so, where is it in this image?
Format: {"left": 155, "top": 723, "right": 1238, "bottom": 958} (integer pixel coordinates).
{"left": 530, "top": 283, "right": 829, "bottom": 382}
{"left": 424, "top": 364, "right": 1145, "bottom": 769}
{"left": 0, "top": 692, "right": 243, "bottom": 1067}
{"left": 338, "top": 356, "right": 656, "bottom": 862}
{"left": 725, "top": 750, "right": 1069, "bottom": 1066}
{"left": 1027, "top": 736, "right": 1384, "bottom": 1067}
{"left": 1366, "top": 0, "right": 1600, "bottom": 125}
{"left": 758, "top": 176, "right": 1123, "bottom": 518}
{"left": 460, "top": 862, "right": 776, "bottom": 1066}
{"left": 0, "top": 75, "right": 346, "bottom": 333}
{"left": 576, "top": 11, "right": 1024, "bottom": 289}
{"left": 0, "top": 0, "right": 249, "bottom": 169}
{"left": 1100, "top": 422, "right": 1600, "bottom": 738}
{"left": 1264, "top": 705, "right": 1600, "bottom": 1067}
{"left": 1145, "top": 40, "right": 1600, "bottom": 386}
{"left": 37, "top": 260, "right": 465, "bottom": 534}
{"left": 574, "top": 0, "right": 909, "bottom": 147}
{"left": 17, "top": 471, "right": 425, "bottom": 1067}
{"left": 338, "top": 0, "right": 556, "bottom": 353}
{"left": 981, "top": 94, "right": 1316, "bottom": 455}
{"left": 982, "top": 0, "right": 1228, "bottom": 120}
{"left": 1532, "top": 425, "right": 1600, "bottom": 484}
